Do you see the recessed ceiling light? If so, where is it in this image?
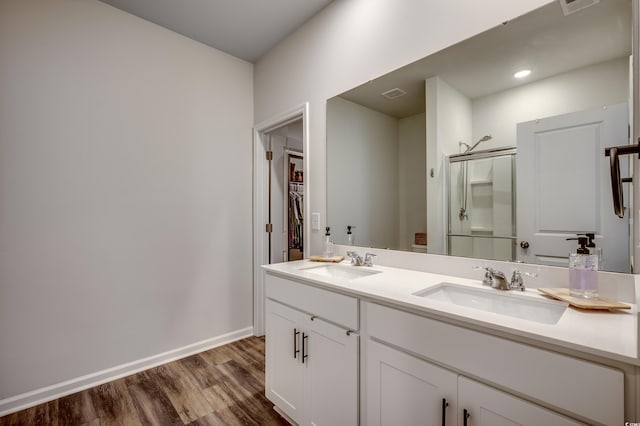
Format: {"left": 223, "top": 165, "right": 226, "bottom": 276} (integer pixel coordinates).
{"left": 514, "top": 69, "right": 531, "bottom": 79}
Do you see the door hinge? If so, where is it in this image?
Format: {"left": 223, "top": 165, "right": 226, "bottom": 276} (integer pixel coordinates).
{"left": 266, "top": 223, "right": 273, "bottom": 233}
{"left": 266, "top": 150, "right": 273, "bottom": 161}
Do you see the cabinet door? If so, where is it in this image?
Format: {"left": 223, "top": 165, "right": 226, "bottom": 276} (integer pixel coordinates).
{"left": 458, "top": 377, "right": 584, "bottom": 426}
{"left": 366, "top": 339, "right": 457, "bottom": 426}
{"left": 304, "top": 316, "right": 358, "bottom": 426}
{"left": 265, "top": 299, "right": 307, "bottom": 424}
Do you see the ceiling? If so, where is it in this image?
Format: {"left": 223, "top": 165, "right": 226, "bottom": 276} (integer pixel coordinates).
{"left": 98, "top": 0, "right": 334, "bottom": 62}
{"left": 339, "top": 0, "right": 632, "bottom": 118}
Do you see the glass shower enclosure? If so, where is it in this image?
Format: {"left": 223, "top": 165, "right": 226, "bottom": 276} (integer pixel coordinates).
{"left": 447, "top": 147, "right": 516, "bottom": 261}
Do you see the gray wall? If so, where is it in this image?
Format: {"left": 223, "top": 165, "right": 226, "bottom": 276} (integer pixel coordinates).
{"left": 0, "top": 0, "right": 253, "bottom": 403}
{"left": 327, "top": 97, "right": 399, "bottom": 249}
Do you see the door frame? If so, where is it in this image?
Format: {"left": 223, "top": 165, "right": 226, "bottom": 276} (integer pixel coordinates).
{"left": 633, "top": 0, "right": 639, "bottom": 271}
{"left": 253, "top": 103, "right": 310, "bottom": 336}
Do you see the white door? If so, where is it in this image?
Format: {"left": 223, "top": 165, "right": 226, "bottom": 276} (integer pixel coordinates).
{"left": 269, "top": 134, "right": 287, "bottom": 263}
{"left": 458, "top": 377, "right": 584, "bottom": 426}
{"left": 517, "top": 103, "right": 630, "bottom": 272}
{"left": 305, "top": 316, "right": 358, "bottom": 426}
{"left": 265, "top": 299, "right": 306, "bottom": 423}
{"left": 365, "top": 339, "right": 458, "bottom": 426}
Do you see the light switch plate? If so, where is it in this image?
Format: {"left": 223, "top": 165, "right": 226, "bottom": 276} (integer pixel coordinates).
{"left": 311, "top": 212, "right": 320, "bottom": 230}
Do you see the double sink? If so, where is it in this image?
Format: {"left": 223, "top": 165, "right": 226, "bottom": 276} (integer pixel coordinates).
{"left": 300, "top": 263, "right": 568, "bottom": 325}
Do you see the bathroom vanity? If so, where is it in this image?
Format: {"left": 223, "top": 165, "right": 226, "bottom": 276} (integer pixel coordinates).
{"left": 261, "top": 2, "right": 640, "bottom": 424}
{"left": 262, "top": 254, "right": 639, "bottom": 425}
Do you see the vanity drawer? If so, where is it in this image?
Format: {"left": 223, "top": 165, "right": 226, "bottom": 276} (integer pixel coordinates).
{"left": 265, "top": 273, "right": 358, "bottom": 330}
{"left": 365, "top": 302, "right": 623, "bottom": 426}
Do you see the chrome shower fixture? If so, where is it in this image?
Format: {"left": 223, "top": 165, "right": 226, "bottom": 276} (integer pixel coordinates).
{"left": 466, "top": 134, "right": 492, "bottom": 153}
{"left": 456, "top": 134, "right": 493, "bottom": 222}
{"left": 459, "top": 141, "right": 471, "bottom": 152}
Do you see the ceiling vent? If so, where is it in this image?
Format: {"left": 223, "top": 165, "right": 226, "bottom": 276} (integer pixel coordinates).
{"left": 559, "top": 0, "right": 599, "bottom": 16}
{"left": 381, "top": 88, "right": 407, "bottom": 100}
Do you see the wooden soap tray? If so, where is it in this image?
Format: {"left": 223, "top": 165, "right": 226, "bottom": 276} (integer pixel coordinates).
{"left": 538, "top": 288, "right": 630, "bottom": 311}
{"left": 308, "top": 255, "right": 344, "bottom": 263}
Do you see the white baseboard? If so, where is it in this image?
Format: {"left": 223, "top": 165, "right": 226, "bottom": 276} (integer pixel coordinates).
{"left": 273, "top": 405, "right": 295, "bottom": 425}
{"left": 0, "top": 326, "right": 254, "bottom": 417}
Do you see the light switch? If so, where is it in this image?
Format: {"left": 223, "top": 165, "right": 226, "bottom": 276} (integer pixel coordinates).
{"left": 311, "top": 212, "right": 320, "bottom": 230}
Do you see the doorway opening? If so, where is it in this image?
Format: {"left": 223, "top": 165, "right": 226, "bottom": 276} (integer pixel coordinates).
{"left": 265, "top": 123, "right": 305, "bottom": 264}
{"left": 253, "top": 103, "right": 309, "bottom": 335}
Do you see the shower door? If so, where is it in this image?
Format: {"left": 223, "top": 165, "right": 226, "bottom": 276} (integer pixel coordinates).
{"left": 447, "top": 148, "right": 516, "bottom": 261}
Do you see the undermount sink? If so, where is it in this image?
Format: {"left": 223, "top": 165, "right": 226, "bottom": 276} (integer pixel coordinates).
{"left": 302, "top": 264, "right": 382, "bottom": 280}
{"left": 413, "top": 282, "right": 567, "bottom": 325}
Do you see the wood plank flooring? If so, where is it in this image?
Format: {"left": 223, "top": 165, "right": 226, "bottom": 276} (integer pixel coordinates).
{"left": 0, "top": 336, "right": 288, "bottom": 426}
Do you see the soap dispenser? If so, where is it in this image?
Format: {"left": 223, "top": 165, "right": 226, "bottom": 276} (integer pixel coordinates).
{"left": 346, "top": 225, "right": 354, "bottom": 246}
{"left": 581, "top": 232, "right": 603, "bottom": 268}
{"left": 567, "top": 236, "right": 599, "bottom": 299}
{"left": 324, "top": 227, "right": 334, "bottom": 258}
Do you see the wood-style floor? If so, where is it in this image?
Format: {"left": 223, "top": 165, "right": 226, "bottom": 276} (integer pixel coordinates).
{"left": 0, "top": 336, "right": 288, "bottom": 426}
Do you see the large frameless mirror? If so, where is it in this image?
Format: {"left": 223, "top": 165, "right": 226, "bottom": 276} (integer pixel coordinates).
{"left": 326, "top": 0, "right": 633, "bottom": 272}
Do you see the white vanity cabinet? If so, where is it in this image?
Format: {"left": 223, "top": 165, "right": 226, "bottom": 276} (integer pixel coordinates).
{"left": 262, "top": 263, "right": 632, "bottom": 425}
{"left": 265, "top": 273, "right": 359, "bottom": 425}
{"left": 364, "top": 302, "right": 624, "bottom": 426}
{"left": 366, "top": 339, "right": 581, "bottom": 426}
{"left": 265, "top": 299, "right": 307, "bottom": 422}
{"left": 366, "top": 339, "right": 458, "bottom": 425}
{"left": 457, "top": 377, "right": 582, "bottom": 426}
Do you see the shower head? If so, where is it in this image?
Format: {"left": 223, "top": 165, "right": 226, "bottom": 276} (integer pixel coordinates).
{"left": 466, "top": 134, "right": 492, "bottom": 152}
{"left": 459, "top": 141, "right": 471, "bottom": 152}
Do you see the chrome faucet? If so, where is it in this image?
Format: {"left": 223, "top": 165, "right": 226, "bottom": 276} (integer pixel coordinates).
{"left": 480, "top": 267, "right": 510, "bottom": 290}
{"left": 510, "top": 270, "right": 526, "bottom": 291}
{"left": 363, "top": 252, "right": 376, "bottom": 267}
{"left": 346, "top": 251, "right": 363, "bottom": 266}
{"left": 510, "top": 269, "right": 537, "bottom": 291}
{"left": 347, "top": 251, "right": 376, "bottom": 267}
{"left": 476, "top": 266, "right": 535, "bottom": 291}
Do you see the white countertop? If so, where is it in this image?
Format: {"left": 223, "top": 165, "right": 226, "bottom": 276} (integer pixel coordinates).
{"left": 263, "top": 260, "right": 639, "bottom": 365}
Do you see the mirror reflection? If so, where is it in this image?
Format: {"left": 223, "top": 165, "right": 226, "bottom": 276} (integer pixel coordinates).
{"left": 448, "top": 148, "right": 516, "bottom": 262}
{"left": 327, "top": 0, "right": 632, "bottom": 272}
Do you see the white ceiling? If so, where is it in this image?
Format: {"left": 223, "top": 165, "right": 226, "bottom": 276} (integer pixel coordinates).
{"left": 98, "top": 0, "right": 334, "bottom": 62}
{"left": 339, "top": 0, "right": 631, "bottom": 118}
